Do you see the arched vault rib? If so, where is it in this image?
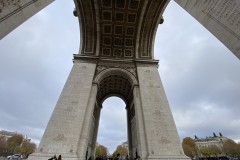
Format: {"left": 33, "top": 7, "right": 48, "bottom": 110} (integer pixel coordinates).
{"left": 94, "top": 67, "right": 137, "bottom": 104}
{"left": 73, "top": 0, "right": 169, "bottom": 59}
{"left": 97, "top": 74, "right": 132, "bottom": 104}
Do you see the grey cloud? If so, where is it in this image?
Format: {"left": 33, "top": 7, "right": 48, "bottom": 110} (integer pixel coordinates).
{"left": 155, "top": 1, "right": 240, "bottom": 142}
{"left": 97, "top": 98, "right": 127, "bottom": 153}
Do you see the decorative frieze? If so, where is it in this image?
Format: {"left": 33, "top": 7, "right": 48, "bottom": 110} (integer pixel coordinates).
{"left": 95, "top": 62, "right": 137, "bottom": 78}
{"left": 0, "top": 0, "right": 21, "bottom": 13}
{"left": 175, "top": 0, "right": 240, "bottom": 59}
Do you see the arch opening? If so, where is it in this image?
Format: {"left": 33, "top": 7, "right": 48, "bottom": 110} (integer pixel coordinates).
{"left": 88, "top": 68, "right": 137, "bottom": 159}
{"left": 97, "top": 74, "right": 133, "bottom": 105}
{"left": 97, "top": 97, "right": 128, "bottom": 155}
{"left": 95, "top": 67, "right": 137, "bottom": 106}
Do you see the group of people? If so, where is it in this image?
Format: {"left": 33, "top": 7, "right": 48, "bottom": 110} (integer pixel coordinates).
{"left": 115, "top": 154, "right": 141, "bottom": 160}
{"left": 48, "top": 153, "right": 140, "bottom": 160}
{"left": 48, "top": 154, "right": 62, "bottom": 160}
{"left": 95, "top": 153, "right": 140, "bottom": 160}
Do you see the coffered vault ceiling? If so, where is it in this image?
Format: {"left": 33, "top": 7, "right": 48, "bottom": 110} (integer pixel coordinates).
{"left": 74, "top": 0, "right": 169, "bottom": 59}
{"left": 97, "top": 74, "right": 132, "bottom": 104}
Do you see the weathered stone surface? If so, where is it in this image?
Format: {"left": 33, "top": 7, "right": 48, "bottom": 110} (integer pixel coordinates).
{"left": 28, "top": 60, "right": 97, "bottom": 160}
{"left": 174, "top": 0, "right": 240, "bottom": 59}
{"left": 134, "top": 61, "right": 187, "bottom": 159}
{"left": 0, "top": 0, "right": 54, "bottom": 39}
{"left": 2, "top": 0, "right": 239, "bottom": 159}
{"left": 1, "top": 0, "right": 196, "bottom": 159}
{"left": 29, "top": 58, "right": 188, "bottom": 160}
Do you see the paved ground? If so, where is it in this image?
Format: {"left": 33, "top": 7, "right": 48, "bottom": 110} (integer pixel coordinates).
{"left": 0, "top": 157, "right": 7, "bottom": 160}
{"left": 0, "top": 157, "right": 26, "bottom": 160}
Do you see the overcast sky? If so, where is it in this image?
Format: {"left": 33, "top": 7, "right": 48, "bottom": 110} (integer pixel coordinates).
{"left": 0, "top": 0, "right": 240, "bottom": 155}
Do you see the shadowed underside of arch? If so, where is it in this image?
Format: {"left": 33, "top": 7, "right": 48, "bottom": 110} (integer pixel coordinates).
{"left": 94, "top": 67, "right": 137, "bottom": 106}
{"left": 98, "top": 74, "right": 132, "bottom": 102}
{"left": 73, "top": 0, "right": 169, "bottom": 59}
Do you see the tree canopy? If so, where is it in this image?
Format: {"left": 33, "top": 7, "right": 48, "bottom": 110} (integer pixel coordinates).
{"left": 199, "top": 146, "right": 222, "bottom": 157}
{"left": 0, "top": 134, "right": 36, "bottom": 156}
{"left": 182, "top": 136, "right": 240, "bottom": 158}
{"left": 182, "top": 137, "right": 197, "bottom": 159}
{"left": 6, "top": 134, "right": 24, "bottom": 153}
{"left": 223, "top": 139, "right": 240, "bottom": 157}
{"left": 112, "top": 145, "right": 128, "bottom": 158}
{"left": 95, "top": 144, "right": 108, "bottom": 157}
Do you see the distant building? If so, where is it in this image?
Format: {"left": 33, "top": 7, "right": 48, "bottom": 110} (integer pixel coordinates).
{"left": 0, "top": 130, "right": 22, "bottom": 138}
{"left": 120, "top": 141, "right": 128, "bottom": 150}
{"left": 193, "top": 132, "right": 229, "bottom": 150}
{"left": 0, "top": 130, "right": 30, "bottom": 141}
{"left": 114, "top": 142, "right": 128, "bottom": 157}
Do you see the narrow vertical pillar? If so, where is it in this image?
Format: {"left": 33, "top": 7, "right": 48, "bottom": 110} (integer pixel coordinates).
{"left": 90, "top": 106, "right": 101, "bottom": 159}
{"left": 77, "top": 84, "right": 98, "bottom": 160}
{"left": 133, "top": 86, "right": 148, "bottom": 159}
{"left": 134, "top": 61, "right": 188, "bottom": 160}
{"left": 126, "top": 104, "right": 134, "bottom": 160}
{"left": 28, "top": 60, "right": 97, "bottom": 160}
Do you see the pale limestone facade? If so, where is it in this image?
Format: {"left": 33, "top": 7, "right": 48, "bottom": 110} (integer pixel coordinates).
{"left": 28, "top": 57, "right": 187, "bottom": 160}
{"left": 0, "top": 0, "right": 54, "bottom": 39}
{"left": 174, "top": 0, "right": 240, "bottom": 59}
{"left": 194, "top": 134, "right": 229, "bottom": 150}
{"left": 2, "top": 0, "right": 239, "bottom": 160}
{"left": 26, "top": 2, "right": 189, "bottom": 159}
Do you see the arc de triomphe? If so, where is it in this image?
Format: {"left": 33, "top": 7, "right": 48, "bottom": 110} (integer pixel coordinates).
{"left": 1, "top": 0, "right": 239, "bottom": 160}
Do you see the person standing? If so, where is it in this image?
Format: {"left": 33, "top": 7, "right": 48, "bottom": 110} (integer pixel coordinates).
{"left": 58, "top": 155, "right": 62, "bottom": 160}
{"left": 114, "top": 153, "right": 120, "bottom": 160}
{"left": 48, "top": 155, "right": 57, "bottom": 160}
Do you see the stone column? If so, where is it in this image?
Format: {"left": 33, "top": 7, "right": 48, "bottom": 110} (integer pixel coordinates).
{"left": 174, "top": 0, "right": 240, "bottom": 59}
{"left": 90, "top": 106, "right": 101, "bottom": 159}
{"left": 133, "top": 86, "right": 148, "bottom": 159}
{"left": 77, "top": 83, "right": 98, "bottom": 160}
{"left": 134, "top": 61, "right": 188, "bottom": 160}
{"left": 126, "top": 104, "right": 133, "bottom": 160}
{"left": 28, "top": 59, "right": 97, "bottom": 160}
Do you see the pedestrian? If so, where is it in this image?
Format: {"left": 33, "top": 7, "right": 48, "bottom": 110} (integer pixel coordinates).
{"left": 95, "top": 155, "right": 102, "bottom": 160}
{"left": 114, "top": 153, "right": 120, "bottom": 160}
{"left": 58, "top": 154, "right": 62, "bottom": 160}
{"left": 48, "top": 155, "right": 57, "bottom": 160}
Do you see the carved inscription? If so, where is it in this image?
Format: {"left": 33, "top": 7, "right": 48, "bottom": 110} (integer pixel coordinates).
{"left": 0, "top": 0, "right": 35, "bottom": 19}
{"left": 160, "top": 136, "right": 171, "bottom": 144}
{"left": 53, "top": 134, "right": 66, "bottom": 141}
{"left": 199, "top": 0, "right": 240, "bottom": 38}
{"left": 0, "top": 0, "right": 20, "bottom": 13}
{"left": 152, "top": 110, "right": 161, "bottom": 136}
{"left": 151, "top": 110, "right": 170, "bottom": 144}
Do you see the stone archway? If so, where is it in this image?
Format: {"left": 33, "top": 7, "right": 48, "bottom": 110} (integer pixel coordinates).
{"left": 89, "top": 67, "right": 137, "bottom": 159}
{"left": 29, "top": 0, "right": 188, "bottom": 160}
{"left": 29, "top": 58, "right": 188, "bottom": 160}
{"left": 0, "top": 0, "right": 239, "bottom": 160}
